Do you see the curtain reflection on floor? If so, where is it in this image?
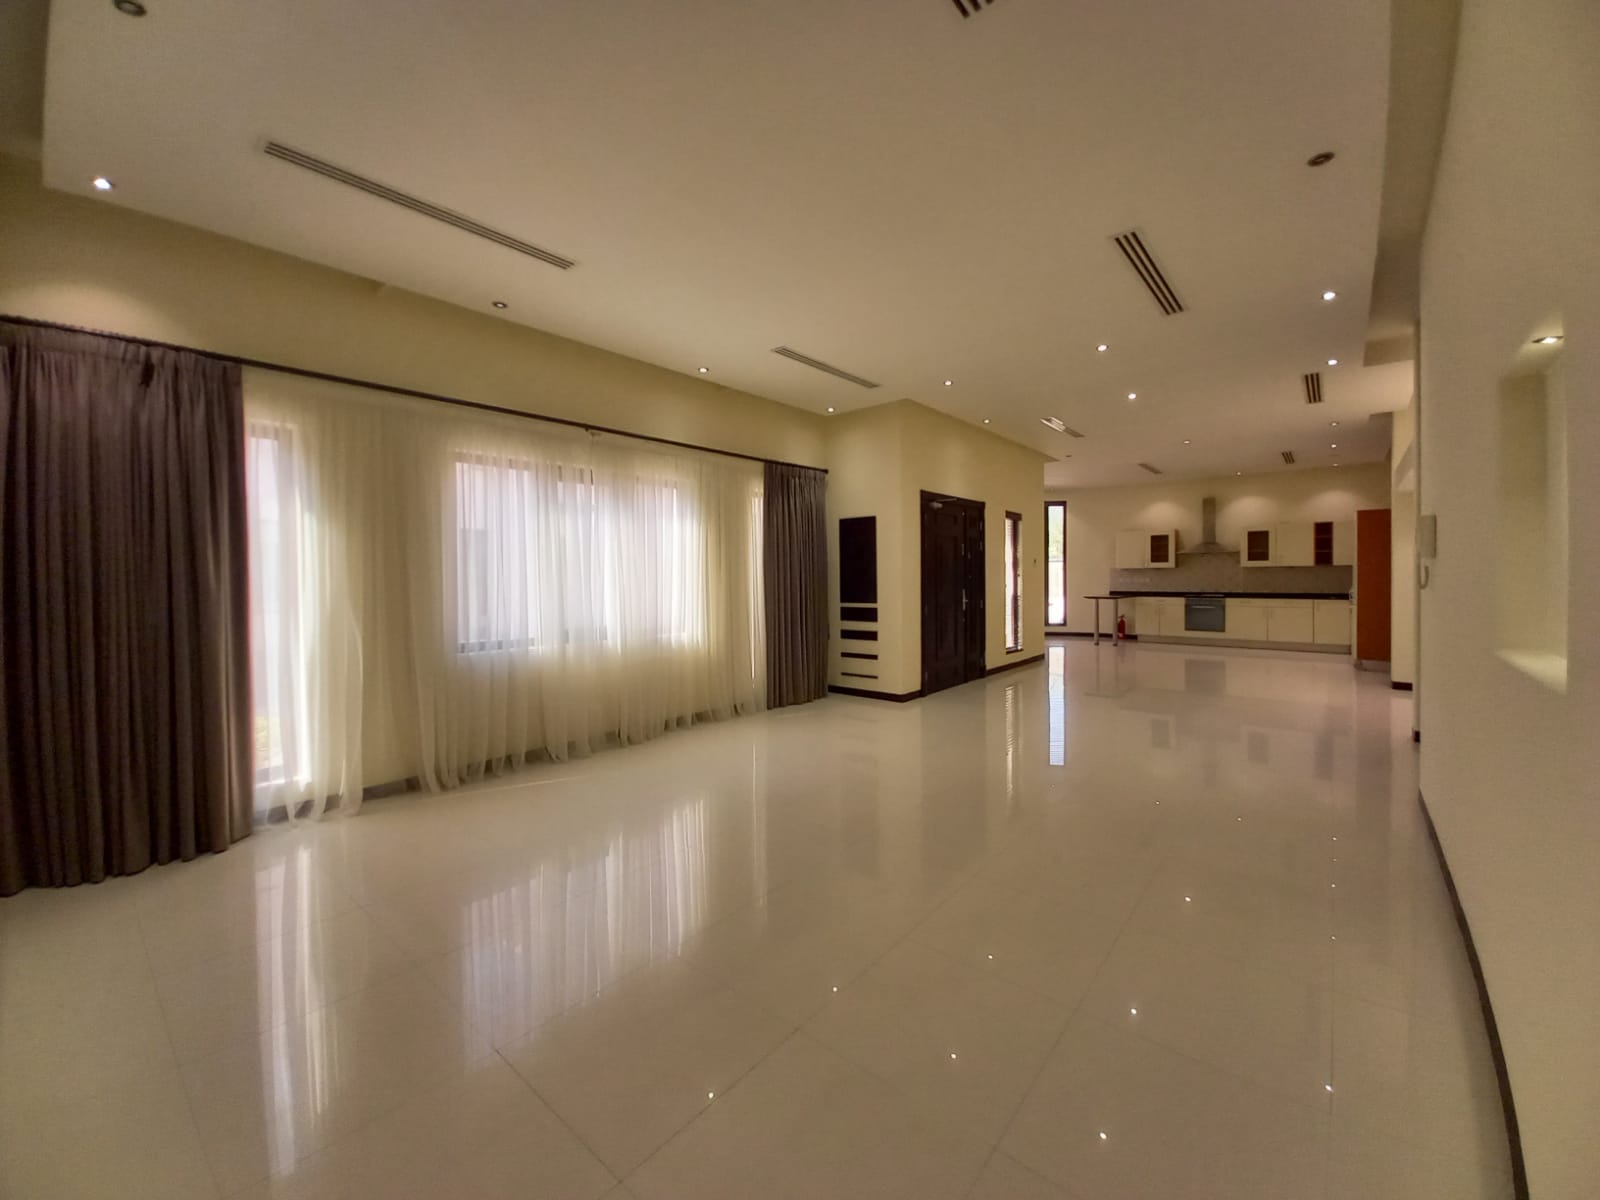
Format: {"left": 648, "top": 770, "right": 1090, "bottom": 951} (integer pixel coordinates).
{"left": 455, "top": 796, "right": 710, "bottom": 1038}
{"left": 254, "top": 847, "right": 338, "bottom": 1176}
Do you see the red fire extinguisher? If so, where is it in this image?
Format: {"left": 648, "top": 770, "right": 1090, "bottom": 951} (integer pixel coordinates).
{"left": 1116, "top": 614, "right": 1127, "bottom": 641}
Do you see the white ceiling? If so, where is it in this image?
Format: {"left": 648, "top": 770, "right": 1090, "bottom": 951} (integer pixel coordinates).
{"left": 38, "top": 0, "right": 1410, "bottom": 485}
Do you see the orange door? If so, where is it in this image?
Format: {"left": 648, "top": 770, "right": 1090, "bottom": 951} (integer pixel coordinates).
{"left": 1356, "top": 509, "right": 1391, "bottom": 661}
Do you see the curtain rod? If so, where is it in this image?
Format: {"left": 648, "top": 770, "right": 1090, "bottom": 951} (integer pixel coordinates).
{"left": 0, "top": 314, "right": 828, "bottom": 475}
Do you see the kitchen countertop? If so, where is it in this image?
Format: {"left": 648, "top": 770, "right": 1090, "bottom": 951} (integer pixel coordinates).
{"left": 1109, "top": 590, "right": 1351, "bottom": 600}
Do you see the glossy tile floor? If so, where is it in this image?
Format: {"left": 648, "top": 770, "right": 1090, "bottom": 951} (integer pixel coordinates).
{"left": 0, "top": 640, "right": 1513, "bottom": 1199}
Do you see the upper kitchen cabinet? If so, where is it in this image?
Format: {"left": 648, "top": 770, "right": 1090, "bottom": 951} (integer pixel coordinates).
{"left": 1275, "top": 522, "right": 1316, "bottom": 567}
{"left": 1241, "top": 527, "right": 1274, "bottom": 566}
{"left": 1146, "top": 530, "right": 1177, "bottom": 568}
{"left": 1114, "top": 529, "right": 1179, "bottom": 569}
{"left": 1241, "top": 520, "right": 1352, "bottom": 567}
{"left": 1114, "top": 530, "right": 1147, "bottom": 569}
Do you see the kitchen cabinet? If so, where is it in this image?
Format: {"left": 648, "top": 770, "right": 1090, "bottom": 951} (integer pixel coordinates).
{"left": 1157, "top": 598, "right": 1187, "bottom": 636}
{"left": 1225, "top": 599, "right": 1268, "bottom": 641}
{"left": 1274, "top": 522, "right": 1316, "bottom": 567}
{"left": 1241, "top": 527, "right": 1274, "bottom": 566}
{"left": 1115, "top": 529, "right": 1178, "bottom": 569}
{"left": 1312, "top": 600, "right": 1352, "bottom": 645}
{"left": 1332, "top": 521, "right": 1355, "bottom": 566}
{"left": 1133, "top": 597, "right": 1162, "bottom": 636}
{"left": 1241, "top": 521, "right": 1351, "bottom": 567}
{"left": 1265, "top": 601, "right": 1315, "bottom": 643}
{"left": 1146, "top": 530, "right": 1177, "bottom": 568}
{"left": 1115, "top": 530, "right": 1148, "bottom": 569}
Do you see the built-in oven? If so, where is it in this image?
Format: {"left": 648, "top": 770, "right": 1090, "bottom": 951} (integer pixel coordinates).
{"left": 1184, "top": 595, "right": 1226, "bottom": 632}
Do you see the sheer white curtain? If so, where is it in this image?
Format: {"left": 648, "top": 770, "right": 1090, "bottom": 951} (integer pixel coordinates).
{"left": 399, "top": 407, "right": 766, "bottom": 788}
{"left": 244, "top": 380, "right": 373, "bottom": 820}
{"left": 244, "top": 373, "right": 766, "bottom": 812}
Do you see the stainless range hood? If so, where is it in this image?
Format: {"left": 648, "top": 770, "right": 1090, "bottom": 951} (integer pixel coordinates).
{"left": 1180, "top": 496, "right": 1235, "bottom": 555}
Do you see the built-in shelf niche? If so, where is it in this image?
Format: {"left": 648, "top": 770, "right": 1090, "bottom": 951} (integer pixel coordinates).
{"left": 1494, "top": 347, "right": 1568, "bottom": 692}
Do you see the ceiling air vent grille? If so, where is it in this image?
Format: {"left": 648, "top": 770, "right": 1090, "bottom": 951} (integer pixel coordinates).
{"left": 262, "top": 141, "right": 576, "bottom": 269}
{"left": 951, "top": 0, "right": 997, "bottom": 16}
{"left": 1281, "top": 450, "right": 1297, "bottom": 464}
{"left": 1039, "top": 417, "right": 1084, "bottom": 437}
{"left": 1112, "top": 229, "right": 1185, "bottom": 315}
{"left": 1137, "top": 462, "right": 1163, "bottom": 475}
{"left": 1303, "top": 372, "right": 1324, "bottom": 404}
{"left": 771, "top": 346, "right": 880, "bottom": 389}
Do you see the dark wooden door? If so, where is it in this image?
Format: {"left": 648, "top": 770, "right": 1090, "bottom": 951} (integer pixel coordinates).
{"left": 921, "top": 492, "right": 986, "bottom": 695}
{"left": 1356, "top": 508, "right": 1392, "bottom": 662}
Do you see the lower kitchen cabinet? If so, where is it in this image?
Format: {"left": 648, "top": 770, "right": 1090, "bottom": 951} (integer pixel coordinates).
{"left": 1225, "top": 600, "right": 1267, "bottom": 641}
{"left": 1264, "top": 602, "right": 1315, "bottom": 643}
{"left": 1312, "top": 600, "right": 1352, "bottom": 645}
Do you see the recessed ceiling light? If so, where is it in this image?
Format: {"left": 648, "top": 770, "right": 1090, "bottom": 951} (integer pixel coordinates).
{"left": 1236, "top": 471, "right": 1242, "bottom": 476}
{"left": 1307, "top": 151, "right": 1336, "bottom": 167}
{"left": 1533, "top": 335, "right": 1563, "bottom": 345}
{"left": 1331, "top": 443, "right": 1339, "bottom": 448}
{"left": 826, "top": 406, "right": 836, "bottom": 413}
{"left": 1322, "top": 290, "right": 1337, "bottom": 301}
{"left": 491, "top": 300, "right": 507, "bottom": 309}
{"left": 982, "top": 418, "right": 991, "bottom": 424}
{"left": 91, "top": 176, "right": 114, "bottom": 191}
{"left": 1327, "top": 358, "right": 1339, "bottom": 366}
{"left": 697, "top": 366, "right": 709, "bottom": 373}
{"left": 113, "top": 0, "right": 147, "bottom": 15}
{"left": 1182, "top": 439, "right": 1191, "bottom": 445}
{"left": 943, "top": 379, "right": 953, "bottom": 387}
{"left": 1330, "top": 420, "right": 1339, "bottom": 427}
{"left": 1127, "top": 393, "right": 1137, "bottom": 401}
{"left": 1334, "top": 462, "right": 1340, "bottom": 467}
{"left": 1096, "top": 344, "right": 1108, "bottom": 353}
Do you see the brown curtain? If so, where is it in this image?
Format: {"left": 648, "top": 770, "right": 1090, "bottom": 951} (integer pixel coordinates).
{"left": 763, "top": 462, "right": 828, "bottom": 707}
{"left": 0, "top": 324, "right": 252, "bottom": 895}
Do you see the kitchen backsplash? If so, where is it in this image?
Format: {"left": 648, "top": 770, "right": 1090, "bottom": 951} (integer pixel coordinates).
{"left": 1110, "top": 551, "right": 1352, "bottom": 595}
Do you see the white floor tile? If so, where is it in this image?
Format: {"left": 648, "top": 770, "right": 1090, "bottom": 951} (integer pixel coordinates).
{"left": 1002, "top": 1016, "right": 1330, "bottom": 1200}
{"left": 626, "top": 1033, "right": 992, "bottom": 1200}
{"left": 0, "top": 642, "right": 1511, "bottom": 1199}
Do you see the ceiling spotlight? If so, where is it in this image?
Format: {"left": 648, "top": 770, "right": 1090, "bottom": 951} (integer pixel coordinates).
{"left": 826, "top": 406, "right": 836, "bottom": 414}
{"left": 697, "top": 366, "right": 709, "bottom": 373}
{"left": 982, "top": 418, "right": 991, "bottom": 424}
{"left": 113, "top": 0, "right": 147, "bottom": 15}
{"left": 491, "top": 300, "right": 507, "bottom": 309}
{"left": 1307, "top": 151, "right": 1336, "bottom": 167}
{"left": 1127, "top": 392, "right": 1137, "bottom": 401}
{"left": 91, "top": 176, "right": 114, "bottom": 191}
{"left": 1327, "top": 358, "right": 1339, "bottom": 366}
{"left": 1182, "top": 439, "right": 1191, "bottom": 445}
{"left": 943, "top": 379, "right": 953, "bottom": 387}
{"left": 1236, "top": 471, "right": 1242, "bottom": 476}
{"left": 1322, "top": 290, "right": 1337, "bottom": 301}
{"left": 1096, "top": 344, "right": 1108, "bottom": 353}
{"left": 1331, "top": 443, "right": 1339, "bottom": 448}
{"left": 1330, "top": 420, "right": 1339, "bottom": 427}
{"left": 1334, "top": 462, "right": 1340, "bottom": 467}
{"left": 1533, "top": 335, "right": 1563, "bottom": 345}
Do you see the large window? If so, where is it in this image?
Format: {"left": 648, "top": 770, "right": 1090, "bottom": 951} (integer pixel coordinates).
{"left": 1045, "top": 500, "right": 1066, "bottom": 626}
{"left": 245, "top": 423, "right": 308, "bottom": 790}
{"left": 1004, "top": 511, "right": 1023, "bottom": 651}
{"left": 453, "top": 454, "right": 704, "bottom": 655}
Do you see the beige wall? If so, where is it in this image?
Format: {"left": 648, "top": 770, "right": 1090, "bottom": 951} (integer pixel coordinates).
{"left": 0, "top": 155, "right": 826, "bottom": 468}
{"left": 1389, "top": 397, "right": 1417, "bottom": 690}
{"left": 1048, "top": 464, "right": 1391, "bottom": 632}
{"left": 1416, "top": 0, "right": 1599, "bottom": 1193}
{"left": 825, "top": 400, "right": 1047, "bottom": 695}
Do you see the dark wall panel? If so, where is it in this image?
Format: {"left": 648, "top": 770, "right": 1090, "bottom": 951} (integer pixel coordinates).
{"left": 839, "top": 516, "right": 878, "bottom": 604}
